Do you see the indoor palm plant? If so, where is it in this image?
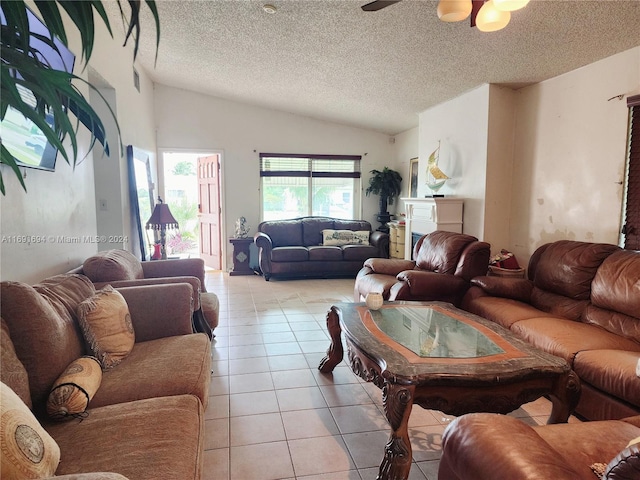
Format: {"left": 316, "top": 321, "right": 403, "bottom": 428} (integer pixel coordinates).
{"left": 365, "top": 167, "right": 403, "bottom": 230}
{"left": 0, "top": 0, "right": 160, "bottom": 195}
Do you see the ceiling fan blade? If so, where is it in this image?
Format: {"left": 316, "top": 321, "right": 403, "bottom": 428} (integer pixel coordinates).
{"left": 361, "top": 1, "right": 401, "bottom": 12}
{"left": 470, "top": 0, "right": 484, "bottom": 27}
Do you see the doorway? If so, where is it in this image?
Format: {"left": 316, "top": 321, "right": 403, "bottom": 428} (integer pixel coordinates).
{"left": 161, "top": 151, "right": 222, "bottom": 270}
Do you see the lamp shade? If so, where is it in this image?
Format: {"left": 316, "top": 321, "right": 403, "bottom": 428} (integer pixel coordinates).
{"left": 476, "top": 0, "right": 511, "bottom": 32}
{"left": 146, "top": 199, "right": 179, "bottom": 230}
{"left": 493, "top": 0, "right": 529, "bottom": 12}
{"left": 437, "top": 0, "right": 473, "bottom": 22}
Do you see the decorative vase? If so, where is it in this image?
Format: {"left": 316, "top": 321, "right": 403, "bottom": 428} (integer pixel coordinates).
{"left": 365, "top": 292, "right": 384, "bottom": 310}
{"left": 151, "top": 243, "right": 162, "bottom": 260}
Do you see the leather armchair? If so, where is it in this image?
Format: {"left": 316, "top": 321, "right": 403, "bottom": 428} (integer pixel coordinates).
{"left": 354, "top": 231, "right": 490, "bottom": 307}
{"left": 69, "top": 249, "right": 219, "bottom": 338}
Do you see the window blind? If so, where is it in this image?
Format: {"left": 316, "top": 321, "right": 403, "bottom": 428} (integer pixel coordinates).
{"left": 259, "top": 153, "right": 361, "bottom": 178}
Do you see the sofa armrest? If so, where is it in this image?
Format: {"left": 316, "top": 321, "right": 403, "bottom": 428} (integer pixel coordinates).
{"left": 116, "top": 283, "right": 194, "bottom": 341}
{"left": 369, "top": 231, "right": 390, "bottom": 256}
{"left": 363, "top": 258, "right": 416, "bottom": 276}
{"left": 470, "top": 276, "right": 533, "bottom": 303}
{"left": 94, "top": 277, "right": 202, "bottom": 311}
{"left": 45, "top": 474, "right": 129, "bottom": 480}
{"left": 391, "top": 270, "right": 467, "bottom": 301}
{"left": 254, "top": 232, "right": 274, "bottom": 276}
{"left": 439, "top": 414, "right": 583, "bottom": 480}
{"left": 141, "top": 258, "right": 207, "bottom": 291}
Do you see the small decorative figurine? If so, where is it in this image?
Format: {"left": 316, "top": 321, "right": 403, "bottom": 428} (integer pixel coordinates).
{"left": 235, "top": 217, "right": 250, "bottom": 238}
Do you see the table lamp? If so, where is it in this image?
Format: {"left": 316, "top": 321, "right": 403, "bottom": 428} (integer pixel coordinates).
{"left": 146, "top": 197, "right": 179, "bottom": 259}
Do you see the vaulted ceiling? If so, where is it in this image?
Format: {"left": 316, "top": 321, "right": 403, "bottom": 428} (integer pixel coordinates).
{"left": 129, "top": 1, "right": 640, "bottom": 135}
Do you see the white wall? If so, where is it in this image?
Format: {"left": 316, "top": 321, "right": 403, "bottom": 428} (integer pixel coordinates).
{"left": 509, "top": 46, "right": 640, "bottom": 264}
{"left": 153, "top": 85, "right": 396, "bottom": 270}
{"left": 392, "top": 126, "right": 419, "bottom": 216}
{"left": 0, "top": 6, "right": 157, "bottom": 283}
{"left": 418, "top": 85, "right": 490, "bottom": 240}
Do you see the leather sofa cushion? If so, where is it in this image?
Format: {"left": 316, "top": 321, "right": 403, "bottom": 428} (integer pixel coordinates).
{"left": 308, "top": 246, "right": 342, "bottom": 261}
{"left": 415, "top": 231, "right": 479, "bottom": 274}
{"left": 573, "top": 350, "right": 640, "bottom": 407}
{"left": 585, "top": 250, "right": 640, "bottom": 342}
{"left": 271, "top": 246, "right": 309, "bottom": 262}
{"left": 261, "top": 220, "right": 303, "bottom": 247}
{"left": 531, "top": 288, "right": 589, "bottom": 321}
{"left": 302, "top": 218, "right": 335, "bottom": 246}
{"left": 83, "top": 249, "right": 145, "bottom": 283}
{"left": 45, "top": 394, "right": 204, "bottom": 479}
{"left": 334, "top": 219, "right": 371, "bottom": 232}
{"left": 511, "top": 317, "right": 640, "bottom": 363}
{"left": 463, "top": 296, "right": 557, "bottom": 329}
{"left": 532, "top": 240, "right": 619, "bottom": 300}
{"left": 343, "top": 245, "right": 380, "bottom": 262}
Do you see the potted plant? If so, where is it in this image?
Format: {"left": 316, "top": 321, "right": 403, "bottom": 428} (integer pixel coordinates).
{"left": 365, "top": 167, "right": 403, "bottom": 231}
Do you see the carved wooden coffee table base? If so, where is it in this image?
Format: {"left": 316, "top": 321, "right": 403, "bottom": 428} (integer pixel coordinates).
{"left": 318, "top": 303, "right": 581, "bottom": 480}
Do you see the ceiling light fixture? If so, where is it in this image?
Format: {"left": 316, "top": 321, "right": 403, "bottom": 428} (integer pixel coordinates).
{"left": 437, "top": 0, "right": 472, "bottom": 22}
{"left": 475, "top": 0, "right": 511, "bottom": 32}
{"left": 493, "top": 0, "right": 530, "bottom": 12}
{"left": 262, "top": 4, "right": 277, "bottom": 14}
{"left": 433, "top": 0, "right": 525, "bottom": 32}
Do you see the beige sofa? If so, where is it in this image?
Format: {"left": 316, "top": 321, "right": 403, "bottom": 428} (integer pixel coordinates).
{"left": 1, "top": 273, "right": 211, "bottom": 479}
{"left": 68, "top": 249, "right": 219, "bottom": 338}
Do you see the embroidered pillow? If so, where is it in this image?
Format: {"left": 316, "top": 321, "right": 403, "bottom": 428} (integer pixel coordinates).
{"left": 322, "top": 229, "right": 370, "bottom": 246}
{"left": 77, "top": 286, "right": 135, "bottom": 369}
{"left": 0, "top": 382, "right": 60, "bottom": 478}
{"left": 47, "top": 356, "right": 102, "bottom": 421}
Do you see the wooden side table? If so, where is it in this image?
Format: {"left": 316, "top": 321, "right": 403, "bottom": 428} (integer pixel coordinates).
{"left": 229, "top": 237, "right": 254, "bottom": 276}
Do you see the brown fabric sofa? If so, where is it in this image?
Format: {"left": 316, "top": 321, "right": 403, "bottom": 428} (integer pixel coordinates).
{"left": 438, "top": 413, "right": 640, "bottom": 480}
{"left": 68, "top": 249, "right": 219, "bottom": 338}
{"left": 1, "top": 273, "right": 212, "bottom": 479}
{"left": 354, "top": 231, "right": 490, "bottom": 307}
{"left": 254, "top": 216, "right": 389, "bottom": 280}
{"left": 462, "top": 240, "right": 640, "bottom": 421}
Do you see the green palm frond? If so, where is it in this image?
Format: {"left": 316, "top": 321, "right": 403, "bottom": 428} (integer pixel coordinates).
{"left": 0, "top": 0, "right": 160, "bottom": 195}
{"left": 365, "top": 167, "right": 403, "bottom": 205}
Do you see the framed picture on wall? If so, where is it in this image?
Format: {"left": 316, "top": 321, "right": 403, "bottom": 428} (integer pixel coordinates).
{"left": 409, "top": 157, "right": 418, "bottom": 197}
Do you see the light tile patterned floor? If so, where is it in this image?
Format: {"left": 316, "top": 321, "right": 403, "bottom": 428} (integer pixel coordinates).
{"left": 202, "top": 272, "right": 558, "bottom": 480}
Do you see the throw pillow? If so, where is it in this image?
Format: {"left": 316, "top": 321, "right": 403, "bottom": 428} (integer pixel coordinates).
{"left": 46, "top": 356, "right": 102, "bottom": 421}
{"left": 0, "top": 318, "right": 31, "bottom": 409}
{"left": 0, "top": 382, "right": 60, "bottom": 478}
{"left": 322, "top": 229, "right": 370, "bottom": 246}
{"left": 77, "top": 286, "right": 135, "bottom": 369}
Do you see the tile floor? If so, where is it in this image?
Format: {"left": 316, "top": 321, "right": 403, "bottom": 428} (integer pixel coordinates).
{"left": 201, "top": 272, "right": 561, "bottom": 480}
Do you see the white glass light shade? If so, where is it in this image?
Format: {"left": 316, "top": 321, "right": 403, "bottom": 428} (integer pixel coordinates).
{"left": 437, "top": 0, "right": 473, "bottom": 22}
{"left": 493, "top": 0, "right": 530, "bottom": 12}
{"left": 476, "top": 0, "right": 511, "bottom": 32}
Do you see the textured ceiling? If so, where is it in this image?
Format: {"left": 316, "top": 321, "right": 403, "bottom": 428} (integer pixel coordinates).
{"left": 128, "top": 0, "right": 640, "bottom": 135}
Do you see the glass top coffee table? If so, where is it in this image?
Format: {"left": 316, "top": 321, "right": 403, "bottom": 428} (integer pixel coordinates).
{"left": 318, "top": 301, "right": 581, "bottom": 480}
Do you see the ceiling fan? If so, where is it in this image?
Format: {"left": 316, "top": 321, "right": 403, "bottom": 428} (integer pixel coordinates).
{"left": 361, "top": 0, "right": 530, "bottom": 32}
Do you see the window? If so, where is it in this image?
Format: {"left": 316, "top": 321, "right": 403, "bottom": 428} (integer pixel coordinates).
{"left": 260, "top": 153, "right": 361, "bottom": 221}
{"left": 621, "top": 95, "right": 640, "bottom": 250}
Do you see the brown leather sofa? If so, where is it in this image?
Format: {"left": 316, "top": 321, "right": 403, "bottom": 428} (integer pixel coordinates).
{"left": 1, "top": 274, "right": 211, "bottom": 479}
{"left": 68, "top": 249, "right": 219, "bottom": 338}
{"left": 354, "top": 231, "right": 490, "bottom": 307}
{"left": 254, "top": 216, "right": 389, "bottom": 280}
{"left": 438, "top": 413, "right": 640, "bottom": 480}
{"left": 462, "top": 240, "right": 640, "bottom": 421}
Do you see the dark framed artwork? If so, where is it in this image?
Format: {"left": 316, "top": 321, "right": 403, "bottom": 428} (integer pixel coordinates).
{"left": 409, "top": 157, "right": 419, "bottom": 197}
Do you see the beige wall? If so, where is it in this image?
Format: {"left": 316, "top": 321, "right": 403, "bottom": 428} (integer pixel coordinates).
{"left": 0, "top": 7, "right": 157, "bottom": 283}
{"left": 509, "top": 46, "right": 640, "bottom": 265}
{"left": 153, "top": 85, "right": 396, "bottom": 270}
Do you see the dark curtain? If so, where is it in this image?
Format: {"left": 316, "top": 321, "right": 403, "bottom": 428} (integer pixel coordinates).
{"left": 623, "top": 95, "right": 640, "bottom": 250}
{"left": 126, "top": 145, "right": 147, "bottom": 260}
